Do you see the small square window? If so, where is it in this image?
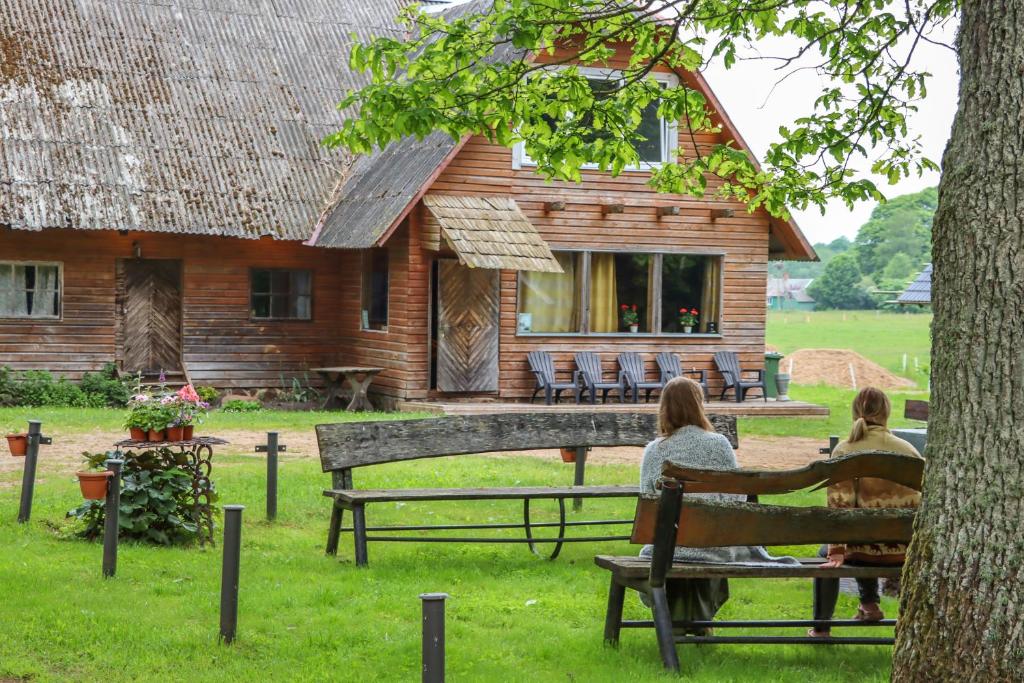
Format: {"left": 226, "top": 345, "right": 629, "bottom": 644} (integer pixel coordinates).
{"left": 0, "top": 262, "right": 61, "bottom": 319}
{"left": 250, "top": 269, "right": 312, "bottom": 320}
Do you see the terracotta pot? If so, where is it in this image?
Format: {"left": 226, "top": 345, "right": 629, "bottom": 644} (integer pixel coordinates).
{"left": 129, "top": 427, "right": 146, "bottom": 442}
{"left": 6, "top": 434, "right": 28, "bottom": 457}
{"left": 560, "top": 447, "right": 577, "bottom": 463}
{"left": 147, "top": 429, "right": 166, "bottom": 442}
{"left": 166, "top": 426, "right": 185, "bottom": 442}
{"left": 183, "top": 425, "right": 194, "bottom": 440}
{"left": 77, "top": 471, "right": 113, "bottom": 500}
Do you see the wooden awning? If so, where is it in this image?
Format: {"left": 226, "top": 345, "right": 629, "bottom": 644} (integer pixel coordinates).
{"left": 422, "top": 195, "right": 563, "bottom": 272}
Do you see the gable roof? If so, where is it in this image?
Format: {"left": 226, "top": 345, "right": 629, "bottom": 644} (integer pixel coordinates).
{"left": 897, "top": 264, "right": 932, "bottom": 305}
{"left": 1, "top": 0, "right": 408, "bottom": 240}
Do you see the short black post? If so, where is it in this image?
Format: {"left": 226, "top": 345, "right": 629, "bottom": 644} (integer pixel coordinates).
{"left": 17, "top": 420, "right": 43, "bottom": 523}
{"left": 255, "top": 434, "right": 285, "bottom": 522}
{"left": 572, "top": 446, "right": 588, "bottom": 512}
{"left": 102, "top": 458, "right": 124, "bottom": 578}
{"left": 220, "top": 505, "right": 245, "bottom": 644}
{"left": 420, "top": 593, "right": 448, "bottom": 683}
{"left": 829, "top": 435, "right": 839, "bottom": 455}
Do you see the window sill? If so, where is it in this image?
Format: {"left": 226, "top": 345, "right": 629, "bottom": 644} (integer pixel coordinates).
{"left": 250, "top": 317, "right": 314, "bottom": 323}
{"left": 515, "top": 332, "right": 723, "bottom": 339}
{"left": 514, "top": 159, "right": 667, "bottom": 173}
{"left": 0, "top": 315, "right": 62, "bottom": 321}
{"left": 360, "top": 327, "right": 389, "bottom": 334}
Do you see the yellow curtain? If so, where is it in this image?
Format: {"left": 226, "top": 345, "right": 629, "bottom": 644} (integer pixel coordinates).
{"left": 519, "top": 252, "right": 579, "bottom": 332}
{"left": 589, "top": 253, "right": 618, "bottom": 332}
{"left": 699, "top": 257, "right": 721, "bottom": 332}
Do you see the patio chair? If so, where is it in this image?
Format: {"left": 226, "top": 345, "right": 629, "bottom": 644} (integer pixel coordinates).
{"left": 528, "top": 351, "right": 581, "bottom": 405}
{"left": 617, "top": 352, "right": 661, "bottom": 403}
{"left": 713, "top": 351, "right": 767, "bottom": 403}
{"left": 655, "top": 352, "right": 709, "bottom": 400}
{"left": 575, "top": 352, "right": 626, "bottom": 404}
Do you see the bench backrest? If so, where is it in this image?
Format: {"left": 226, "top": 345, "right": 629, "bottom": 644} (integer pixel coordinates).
{"left": 617, "top": 352, "right": 646, "bottom": 384}
{"left": 317, "top": 412, "right": 738, "bottom": 473}
{"left": 713, "top": 350, "right": 740, "bottom": 382}
{"left": 631, "top": 452, "right": 924, "bottom": 548}
{"left": 527, "top": 351, "right": 556, "bottom": 386}
{"left": 574, "top": 352, "right": 605, "bottom": 384}
{"left": 905, "top": 399, "right": 929, "bottom": 421}
{"left": 655, "top": 352, "right": 682, "bottom": 379}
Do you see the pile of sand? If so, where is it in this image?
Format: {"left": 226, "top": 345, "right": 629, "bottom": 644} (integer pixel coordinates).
{"left": 780, "top": 348, "right": 916, "bottom": 390}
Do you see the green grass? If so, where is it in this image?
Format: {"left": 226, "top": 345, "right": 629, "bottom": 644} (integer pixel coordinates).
{"left": 0, "top": 450, "right": 896, "bottom": 682}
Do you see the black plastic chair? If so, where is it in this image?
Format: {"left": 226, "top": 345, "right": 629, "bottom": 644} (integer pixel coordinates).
{"left": 713, "top": 351, "right": 766, "bottom": 403}
{"left": 618, "top": 352, "right": 661, "bottom": 403}
{"left": 575, "top": 352, "right": 626, "bottom": 404}
{"left": 528, "top": 351, "right": 581, "bottom": 405}
{"left": 655, "top": 352, "right": 708, "bottom": 400}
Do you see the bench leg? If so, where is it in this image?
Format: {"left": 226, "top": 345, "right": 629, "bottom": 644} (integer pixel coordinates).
{"left": 604, "top": 577, "right": 627, "bottom": 646}
{"left": 326, "top": 503, "right": 344, "bottom": 556}
{"left": 650, "top": 586, "right": 681, "bottom": 672}
{"left": 352, "top": 503, "right": 369, "bottom": 567}
{"left": 572, "top": 447, "right": 587, "bottom": 512}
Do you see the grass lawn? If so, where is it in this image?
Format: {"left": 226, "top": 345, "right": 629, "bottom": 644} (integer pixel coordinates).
{"left": 0, "top": 447, "right": 896, "bottom": 682}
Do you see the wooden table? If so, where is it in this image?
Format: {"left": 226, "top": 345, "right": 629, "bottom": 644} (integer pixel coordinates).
{"left": 312, "top": 367, "right": 384, "bottom": 411}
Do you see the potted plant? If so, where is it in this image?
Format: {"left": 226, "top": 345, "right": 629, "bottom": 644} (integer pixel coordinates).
{"left": 620, "top": 303, "right": 640, "bottom": 333}
{"left": 6, "top": 433, "right": 28, "bottom": 457}
{"left": 678, "top": 308, "right": 699, "bottom": 334}
{"left": 124, "top": 395, "right": 150, "bottom": 441}
{"left": 77, "top": 469, "right": 113, "bottom": 500}
{"left": 173, "top": 384, "right": 209, "bottom": 440}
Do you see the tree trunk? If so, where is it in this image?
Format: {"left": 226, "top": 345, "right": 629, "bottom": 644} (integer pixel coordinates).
{"left": 892, "top": 2, "right": 1024, "bottom": 679}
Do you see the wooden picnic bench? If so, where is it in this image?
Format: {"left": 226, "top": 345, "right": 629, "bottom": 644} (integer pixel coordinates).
{"left": 315, "top": 412, "right": 738, "bottom": 567}
{"left": 596, "top": 452, "right": 923, "bottom": 672}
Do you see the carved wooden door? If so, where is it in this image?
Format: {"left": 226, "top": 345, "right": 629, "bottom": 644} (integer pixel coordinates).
{"left": 436, "top": 260, "right": 500, "bottom": 392}
{"left": 120, "top": 259, "right": 183, "bottom": 373}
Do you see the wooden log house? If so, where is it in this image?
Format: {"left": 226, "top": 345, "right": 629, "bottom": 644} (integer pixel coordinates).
{"left": 0, "top": 0, "right": 815, "bottom": 405}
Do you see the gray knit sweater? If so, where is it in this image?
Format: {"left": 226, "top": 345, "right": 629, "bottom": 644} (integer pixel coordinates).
{"left": 639, "top": 425, "right": 798, "bottom": 566}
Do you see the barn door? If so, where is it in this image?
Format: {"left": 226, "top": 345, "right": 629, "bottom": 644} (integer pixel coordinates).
{"left": 436, "top": 260, "right": 500, "bottom": 392}
{"left": 120, "top": 259, "right": 183, "bottom": 373}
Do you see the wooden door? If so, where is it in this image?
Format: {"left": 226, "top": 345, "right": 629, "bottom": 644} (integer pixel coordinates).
{"left": 436, "top": 260, "right": 500, "bottom": 392}
{"left": 120, "top": 259, "right": 183, "bottom": 373}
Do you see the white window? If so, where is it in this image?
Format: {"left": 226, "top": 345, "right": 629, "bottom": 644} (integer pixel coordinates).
{"left": 0, "top": 262, "right": 61, "bottom": 319}
{"left": 512, "top": 67, "right": 679, "bottom": 171}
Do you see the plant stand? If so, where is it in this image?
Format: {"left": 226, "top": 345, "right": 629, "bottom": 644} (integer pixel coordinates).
{"left": 112, "top": 436, "right": 228, "bottom": 545}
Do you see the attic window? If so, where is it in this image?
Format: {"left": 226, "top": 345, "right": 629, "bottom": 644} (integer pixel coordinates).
{"left": 0, "top": 262, "right": 61, "bottom": 319}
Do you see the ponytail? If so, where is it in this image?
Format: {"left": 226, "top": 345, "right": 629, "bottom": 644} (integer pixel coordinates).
{"left": 849, "top": 417, "right": 869, "bottom": 443}
{"left": 847, "top": 387, "right": 891, "bottom": 443}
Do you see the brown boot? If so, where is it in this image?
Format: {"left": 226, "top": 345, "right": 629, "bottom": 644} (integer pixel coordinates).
{"left": 854, "top": 603, "right": 885, "bottom": 622}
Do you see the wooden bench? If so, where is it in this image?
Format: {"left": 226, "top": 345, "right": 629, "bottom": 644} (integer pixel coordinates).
{"left": 596, "top": 452, "right": 923, "bottom": 672}
{"left": 315, "top": 412, "right": 738, "bottom": 567}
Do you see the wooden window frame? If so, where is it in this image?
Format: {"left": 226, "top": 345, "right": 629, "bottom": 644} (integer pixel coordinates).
{"left": 248, "top": 268, "right": 314, "bottom": 322}
{"left": 515, "top": 248, "right": 724, "bottom": 338}
{"left": 512, "top": 67, "right": 680, "bottom": 172}
{"left": 0, "top": 260, "right": 63, "bottom": 321}
{"left": 360, "top": 248, "right": 390, "bottom": 333}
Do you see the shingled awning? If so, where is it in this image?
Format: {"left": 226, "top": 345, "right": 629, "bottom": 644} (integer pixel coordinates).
{"left": 422, "top": 195, "right": 563, "bottom": 272}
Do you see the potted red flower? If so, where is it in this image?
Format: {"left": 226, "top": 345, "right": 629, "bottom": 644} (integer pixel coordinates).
{"left": 6, "top": 433, "right": 28, "bottom": 457}
{"left": 620, "top": 303, "right": 640, "bottom": 333}
{"left": 678, "top": 308, "right": 699, "bottom": 334}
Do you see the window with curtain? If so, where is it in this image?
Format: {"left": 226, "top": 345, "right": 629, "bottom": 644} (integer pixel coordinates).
{"left": 361, "top": 248, "right": 389, "bottom": 331}
{"left": 517, "top": 252, "right": 722, "bottom": 335}
{"left": 518, "top": 252, "right": 582, "bottom": 333}
{"left": 251, "top": 268, "right": 312, "bottom": 320}
{"left": 0, "top": 262, "right": 61, "bottom": 318}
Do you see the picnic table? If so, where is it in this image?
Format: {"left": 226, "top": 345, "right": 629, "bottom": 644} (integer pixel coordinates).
{"left": 112, "top": 436, "right": 228, "bottom": 545}
{"left": 312, "top": 366, "right": 383, "bottom": 412}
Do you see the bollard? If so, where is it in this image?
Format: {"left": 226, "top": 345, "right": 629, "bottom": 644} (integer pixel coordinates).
{"left": 420, "top": 593, "right": 448, "bottom": 683}
{"left": 255, "top": 434, "right": 286, "bottom": 522}
{"left": 220, "top": 505, "right": 245, "bottom": 644}
{"left": 817, "top": 435, "right": 840, "bottom": 456}
{"left": 17, "top": 420, "right": 51, "bottom": 523}
{"left": 102, "top": 458, "right": 124, "bottom": 578}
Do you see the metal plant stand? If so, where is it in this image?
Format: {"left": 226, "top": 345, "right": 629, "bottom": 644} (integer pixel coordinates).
{"left": 112, "top": 437, "right": 228, "bottom": 545}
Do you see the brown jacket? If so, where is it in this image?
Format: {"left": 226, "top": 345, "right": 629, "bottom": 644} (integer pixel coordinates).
{"left": 827, "top": 425, "right": 923, "bottom": 564}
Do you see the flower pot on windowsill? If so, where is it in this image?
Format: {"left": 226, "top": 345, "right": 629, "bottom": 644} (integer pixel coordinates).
{"left": 147, "top": 429, "right": 166, "bottom": 443}
{"left": 560, "top": 447, "right": 577, "bottom": 463}
{"left": 166, "top": 426, "right": 185, "bottom": 442}
{"left": 6, "top": 434, "right": 28, "bottom": 457}
{"left": 629, "top": 325, "right": 639, "bottom": 334}
{"left": 77, "top": 470, "right": 113, "bottom": 500}
{"left": 683, "top": 326, "right": 693, "bottom": 334}
{"left": 129, "top": 427, "right": 146, "bottom": 442}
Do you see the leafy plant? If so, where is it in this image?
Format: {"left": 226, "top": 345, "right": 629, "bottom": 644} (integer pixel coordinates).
{"left": 67, "top": 450, "right": 210, "bottom": 546}
{"left": 79, "top": 363, "right": 135, "bottom": 407}
{"left": 196, "top": 386, "right": 219, "bottom": 404}
{"left": 222, "top": 399, "right": 262, "bottom": 413}
{"left": 277, "top": 374, "right": 321, "bottom": 403}
{"left": 619, "top": 303, "right": 639, "bottom": 327}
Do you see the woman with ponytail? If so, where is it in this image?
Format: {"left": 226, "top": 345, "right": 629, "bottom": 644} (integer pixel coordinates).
{"left": 808, "top": 386, "right": 923, "bottom": 638}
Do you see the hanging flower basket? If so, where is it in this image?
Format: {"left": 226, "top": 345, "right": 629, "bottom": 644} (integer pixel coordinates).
{"left": 6, "top": 434, "right": 28, "bottom": 457}
{"left": 77, "top": 470, "right": 113, "bottom": 500}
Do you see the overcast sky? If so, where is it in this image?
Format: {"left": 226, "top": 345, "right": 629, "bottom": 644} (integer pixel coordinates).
{"left": 703, "top": 38, "right": 960, "bottom": 245}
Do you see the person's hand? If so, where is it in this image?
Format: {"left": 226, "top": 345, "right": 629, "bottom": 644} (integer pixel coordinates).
{"left": 820, "top": 551, "right": 845, "bottom": 568}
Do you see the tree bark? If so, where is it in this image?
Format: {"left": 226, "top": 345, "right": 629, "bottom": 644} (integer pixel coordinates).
{"left": 892, "top": 2, "right": 1024, "bottom": 680}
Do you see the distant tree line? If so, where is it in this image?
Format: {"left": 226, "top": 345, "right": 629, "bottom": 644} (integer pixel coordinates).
{"left": 771, "top": 187, "right": 936, "bottom": 310}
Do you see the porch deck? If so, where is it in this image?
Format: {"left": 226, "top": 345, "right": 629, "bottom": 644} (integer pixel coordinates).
{"left": 397, "top": 398, "right": 828, "bottom": 418}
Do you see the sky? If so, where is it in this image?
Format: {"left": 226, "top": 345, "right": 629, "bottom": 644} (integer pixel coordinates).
{"left": 703, "top": 37, "right": 960, "bottom": 245}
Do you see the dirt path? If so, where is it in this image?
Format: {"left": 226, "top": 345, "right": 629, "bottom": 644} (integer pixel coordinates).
{"left": 0, "top": 428, "right": 826, "bottom": 482}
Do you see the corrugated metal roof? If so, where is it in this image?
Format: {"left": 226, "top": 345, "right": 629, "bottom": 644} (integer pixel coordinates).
{"left": 897, "top": 263, "right": 932, "bottom": 304}
{"left": 423, "top": 194, "right": 562, "bottom": 272}
{"left": 0, "top": 0, "right": 409, "bottom": 240}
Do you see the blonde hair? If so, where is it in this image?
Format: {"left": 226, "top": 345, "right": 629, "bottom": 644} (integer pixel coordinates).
{"left": 658, "top": 377, "right": 713, "bottom": 436}
{"left": 848, "top": 386, "right": 892, "bottom": 442}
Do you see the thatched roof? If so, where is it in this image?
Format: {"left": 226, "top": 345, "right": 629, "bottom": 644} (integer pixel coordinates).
{"left": 0, "top": 0, "right": 408, "bottom": 240}
{"left": 422, "top": 195, "right": 562, "bottom": 272}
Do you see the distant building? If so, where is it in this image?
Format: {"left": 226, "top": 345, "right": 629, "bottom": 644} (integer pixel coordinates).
{"left": 897, "top": 264, "right": 932, "bottom": 306}
{"left": 767, "top": 277, "right": 816, "bottom": 311}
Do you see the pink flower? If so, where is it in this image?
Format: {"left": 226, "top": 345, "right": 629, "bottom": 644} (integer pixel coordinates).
{"left": 132, "top": 394, "right": 150, "bottom": 403}
{"left": 178, "top": 384, "right": 201, "bottom": 404}
{"left": 160, "top": 395, "right": 178, "bottom": 405}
